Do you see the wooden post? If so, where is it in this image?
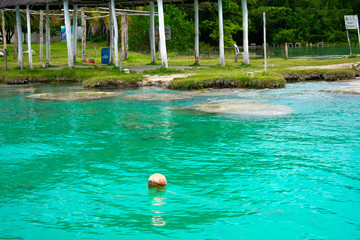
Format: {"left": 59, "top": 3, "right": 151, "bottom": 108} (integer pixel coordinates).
{"left": 14, "top": 25, "right": 17, "bottom": 60}
{"left": 73, "top": 5, "right": 78, "bottom": 63}
{"left": 357, "top": 17, "right": 360, "bottom": 49}
{"left": 263, "top": 11, "right": 267, "bottom": 73}
{"left": 218, "top": 0, "right": 225, "bottom": 66}
{"left": 39, "top": 10, "right": 43, "bottom": 62}
{"left": 63, "top": 0, "right": 74, "bottom": 68}
{"left": 194, "top": 0, "right": 199, "bottom": 65}
{"left": 346, "top": 29, "right": 352, "bottom": 55}
{"left": 1, "top": 9, "right": 7, "bottom": 70}
{"left": 149, "top": 1, "right": 156, "bottom": 63}
{"left": 94, "top": 46, "right": 97, "bottom": 57}
{"left": 109, "top": 3, "right": 113, "bottom": 64}
{"left": 111, "top": 0, "right": 119, "bottom": 67}
{"left": 285, "top": 42, "right": 288, "bottom": 59}
{"left": 119, "top": 48, "right": 123, "bottom": 72}
{"left": 124, "top": 13, "right": 128, "bottom": 59}
{"left": 157, "top": 0, "right": 168, "bottom": 68}
{"left": 121, "top": 13, "right": 125, "bottom": 59}
{"left": 81, "top": 7, "right": 86, "bottom": 61}
{"left": 26, "top": 4, "right": 33, "bottom": 70}
{"left": 242, "top": 0, "right": 249, "bottom": 64}
{"left": 46, "top": 3, "right": 51, "bottom": 66}
{"left": 16, "top": 6, "right": 23, "bottom": 67}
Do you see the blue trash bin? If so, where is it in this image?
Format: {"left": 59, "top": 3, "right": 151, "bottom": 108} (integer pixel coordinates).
{"left": 101, "top": 48, "right": 110, "bottom": 64}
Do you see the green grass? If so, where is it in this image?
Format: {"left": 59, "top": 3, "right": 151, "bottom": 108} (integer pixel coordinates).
{"left": 142, "top": 67, "right": 184, "bottom": 75}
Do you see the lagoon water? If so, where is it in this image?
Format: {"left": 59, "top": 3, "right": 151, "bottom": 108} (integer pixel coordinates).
{"left": 0, "top": 82, "right": 359, "bottom": 239}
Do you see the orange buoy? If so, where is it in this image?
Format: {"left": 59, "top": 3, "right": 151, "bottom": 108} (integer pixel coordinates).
{"left": 148, "top": 173, "right": 167, "bottom": 188}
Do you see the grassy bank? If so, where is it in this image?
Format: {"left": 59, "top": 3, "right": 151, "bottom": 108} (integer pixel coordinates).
{"left": 282, "top": 69, "right": 357, "bottom": 82}
{"left": 0, "top": 66, "right": 143, "bottom": 86}
{"left": 169, "top": 68, "right": 286, "bottom": 90}
{"left": 1, "top": 42, "right": 359, "bottom": 89}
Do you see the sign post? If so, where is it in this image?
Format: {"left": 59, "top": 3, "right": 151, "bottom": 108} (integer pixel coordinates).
{"left": 346, "top": 28, "right": 352, "bottom": 55}
{"left": 263, "top": 12, "right": 267, "bottom": 73}
{"left": 344, "top": 15, "right": 359, "bottom": 54}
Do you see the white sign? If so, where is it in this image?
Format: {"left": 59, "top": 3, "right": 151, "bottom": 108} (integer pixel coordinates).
{"left": 345, "top": 15, "right": 359, "bottom": 30}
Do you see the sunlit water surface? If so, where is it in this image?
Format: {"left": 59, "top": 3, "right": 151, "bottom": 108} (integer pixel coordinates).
{"left": 0, "top": 82, "right": 359, "bottom": 239}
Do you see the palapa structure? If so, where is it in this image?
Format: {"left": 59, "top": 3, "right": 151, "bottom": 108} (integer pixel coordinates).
{"left": 0, "top": 0, "right": 249, "bottom": 70}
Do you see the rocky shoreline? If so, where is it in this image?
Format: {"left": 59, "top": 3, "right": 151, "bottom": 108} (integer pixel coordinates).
{"left": 2, "top": 64, "right": 360, "bottom": 90}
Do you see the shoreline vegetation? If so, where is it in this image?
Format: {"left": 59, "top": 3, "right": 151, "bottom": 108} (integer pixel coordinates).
{"left": 0, "top": 43, "right": 359, "bottom": 90}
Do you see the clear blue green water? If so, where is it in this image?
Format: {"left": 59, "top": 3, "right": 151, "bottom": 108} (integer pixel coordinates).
{"left": 0, "top": 82, "right": 359, "bottom": 239}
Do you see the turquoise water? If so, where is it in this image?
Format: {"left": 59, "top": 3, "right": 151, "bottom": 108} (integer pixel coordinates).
{"left": 0, "top": 82, "right": 359, "bottom": 239}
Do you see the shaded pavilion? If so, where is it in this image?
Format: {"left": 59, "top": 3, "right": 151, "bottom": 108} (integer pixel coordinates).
{"left": 0, "top": 0, "right": 235, "bottom": 70}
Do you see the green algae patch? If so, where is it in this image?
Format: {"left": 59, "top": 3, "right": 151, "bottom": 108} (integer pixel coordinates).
{"left": 168, "top": 71, "right": 286, "bottom": 90}
{"left": 282, "top": 69, "right": 357, "bottom": 82}
{"left": 26, "top": 91, "right": 121, "bottom": 101}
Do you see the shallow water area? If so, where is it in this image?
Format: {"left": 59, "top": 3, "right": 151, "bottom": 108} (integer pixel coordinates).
{"left": 122, "top": 88, "right": 255, "bottom": 102}
{"left": 0, "top": 82, "right": 359, "bottom": 239}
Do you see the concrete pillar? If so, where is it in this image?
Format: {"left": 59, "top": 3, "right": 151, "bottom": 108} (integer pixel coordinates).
{"left": 46, "top": 3, "right": 51, "bottom": 66}
{"left": 149, "top": 1, "right": 156, "bottom": 63}
{"left": 218, "top": 0, "right": 225, "bottom": 66}
{"left": 110, "top": 0, "right": 119, "bottom": 67}
{"left": 242, "top": 0, "right": 249, "bottom": 64}
{"left": 194, "top": 0, "right": 199, "bottom": 65}
{"left": 14, "top": 25, "right": 17, "bottom": 60}
{"left": 157, "top": 0, "right": 168, "bottom": 68}
{"left": 15, "top": 6, "right": 23, "bottom": 67}
{"left": 1, "top": 9, "right": 7, "bottom": 70}
{"left": 26, "top": 4, "right": 33, "bottom": 69}
{"left": 63, "top": 0, "right": 74, "bottom": 68}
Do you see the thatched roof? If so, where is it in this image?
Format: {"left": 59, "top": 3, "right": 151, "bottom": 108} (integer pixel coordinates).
{"left": 0, "top": 0, "right": 206, "bottom": 9}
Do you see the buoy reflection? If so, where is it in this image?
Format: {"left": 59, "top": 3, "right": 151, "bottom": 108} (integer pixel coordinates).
{"left": 150, "top": 191, "right": 166, "bottom": 227}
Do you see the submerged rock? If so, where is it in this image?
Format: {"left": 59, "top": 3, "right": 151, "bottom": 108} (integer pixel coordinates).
{"left": 192, "top": 99, "right": 293, "bottom": 116}
{"left": 26, "top": 91, "right": 121, "bottom": 101}
{"left": 320, "top": 81, "right": 360, "bottom": 95}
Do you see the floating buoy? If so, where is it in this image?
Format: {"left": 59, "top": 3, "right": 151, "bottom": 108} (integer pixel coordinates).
{"left": 148, "top": 173, "right": 167, "bottom": 188}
